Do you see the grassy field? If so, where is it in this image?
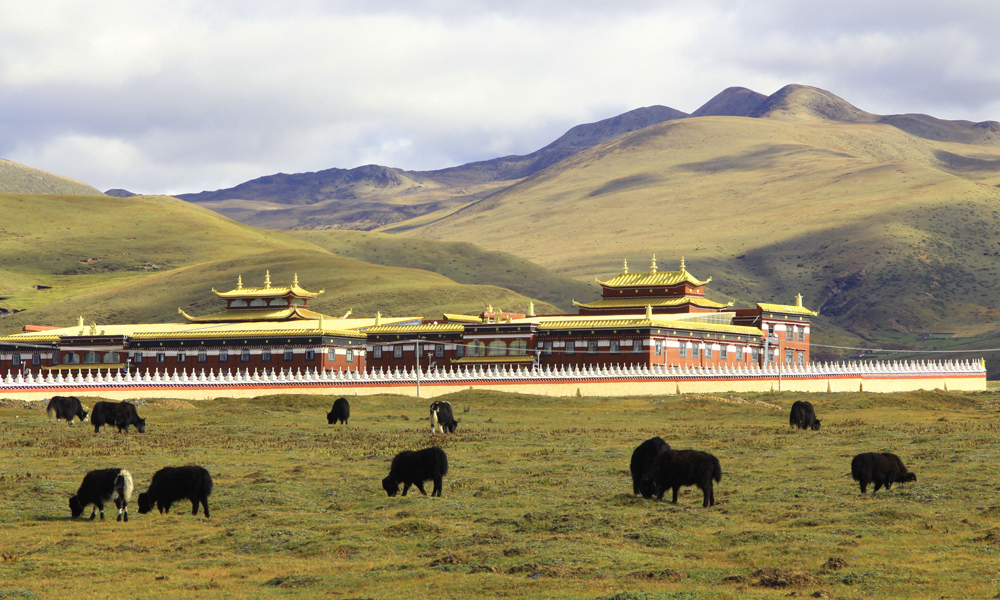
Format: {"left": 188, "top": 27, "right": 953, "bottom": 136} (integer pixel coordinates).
{"left": 1, "top": 389, "right": 999, "bottom": 599}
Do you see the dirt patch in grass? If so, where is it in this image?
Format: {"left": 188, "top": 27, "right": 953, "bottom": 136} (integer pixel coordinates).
{"left": 752, "top": 567, "right": 819, "bottom": 588}
{"left": 627, "top": 568, "right": 687, "bottom": 581}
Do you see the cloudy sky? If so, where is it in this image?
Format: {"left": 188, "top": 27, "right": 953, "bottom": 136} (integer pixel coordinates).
{"left": 2, "top": 0, "right": 999, "bottom": 195}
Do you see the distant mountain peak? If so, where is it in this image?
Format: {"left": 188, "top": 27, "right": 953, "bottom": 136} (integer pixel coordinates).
{"left": 691, "top": 87, "right": 768, "bottom": 118}
{"left": 750, "top": 84, "right": 878, "bottom": 123}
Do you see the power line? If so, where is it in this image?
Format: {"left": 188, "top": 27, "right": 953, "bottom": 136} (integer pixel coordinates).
{"left": 811, "top": 343, "right": 996, "bottom": 354}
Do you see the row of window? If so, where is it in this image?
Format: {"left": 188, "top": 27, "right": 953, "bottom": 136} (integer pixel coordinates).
{"left": 143, "top": 349, "right": 354, "bottom": 364}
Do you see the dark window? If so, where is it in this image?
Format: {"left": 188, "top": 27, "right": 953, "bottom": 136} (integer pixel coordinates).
{"left": 372, "top": 346, "right": 382, "bottom": 359}
{"left": 305, "top": 350, "right": 315, "bottom": 361}
{"left": 454, "top": 343, "right": 463, "bottom": 358}
{"left": 262, "top": 350, "right": 271, "bottom": 362}
{"left": 654, "top": 340, "right": 662, "bottom": 355}
{"left": 12, "top": 354, "right": 21, "bottom": 367}
{"left": 798, "top": 327, "right": 805, "bottom": 342}
{"left": 705, "top": 346, "right": 712, "bottom": 359}
{"left": 610, "top": 340, "right": 620, "bottom": 354}
{"left": 32, "top": 353, "right": 40, "bottom": 366}
{"left": 156, "top": 353, "right": 166, "bottom": 364}
{"left": 346, "top": 349, "right": 354, "bottom": 363}
{"left": 565, "top": 342, "right": 575, "bottom": 356}
{"left": 220, "top": 351, "right": 229, "bottom": 362}
{"left": 198, "top": 352, "right": 207, "bottom": 363}
{"left": 241, "top": 350, "right": 250, "bottom": 362}
{"left": 284, "top": 350, "right": 294, "bottom": 361}
{"left": 177, "top": 353, "right": 186, "bottom": 363}
{"left": 393, "top": 345, "right": 403, "bottom": 359}
{"left": 52, "top": 352, "right": 60, "bottom": 366}
{"left": 692, "top": 345, "right": 700, "bottom": 358}
{"left": 435, "top": 344, "right": 444, "bottom": 358}
{"left": 785, "top": 348, "right": 793, "bottom": 364}
{"left": 632, "top": 340, "right": 643, "bottom": 353}
{"left": 542, "top": 342, "right": 552, "bottom": 356}
{"left": 84, "top": 351, "right": 100, "bottom": 364}
{"left": 751, "top": 347, "right": 760, "bottom": 362}
{"left": 679, "top": 344, "right": 687, "bottom": 358}
{"left": 720, "top": 346, "right": 728, "bottom": 360}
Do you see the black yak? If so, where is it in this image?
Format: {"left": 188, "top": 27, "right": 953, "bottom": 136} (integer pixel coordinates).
{"left": 851, "top": 452, "right": 916, "bottom": 494}
{"left": 69, "top": 468, "right": 133, "bottom": 522}
{"left": 327, "top": 397, "right": 350, "bottom": 424}
{"left": 90, "top": 401, "right": 146, "bottom": 434}
{"left": 640, "top": 449, "right": 722, "bottom": 508}
{"left": 789, "top": 400, "right": 821, "bottom": 430}
{"left": 137, "top": 466, "right": 213, "bottom": 518}
{"left": 429, "top": 401, "right": 458, "bottom": 433}
{"left": 47, "top": 396, "right": 88, "bottom": 424}
{"left": 630, "top": 436, "right": 670, "bottom": 496}
{"left": 382, "top": 446, "right": 449, "bottom": 497}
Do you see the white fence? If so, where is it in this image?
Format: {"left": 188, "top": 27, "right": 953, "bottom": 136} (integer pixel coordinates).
{"left": 0, "top": 359, "right": 985, "bottom": 391}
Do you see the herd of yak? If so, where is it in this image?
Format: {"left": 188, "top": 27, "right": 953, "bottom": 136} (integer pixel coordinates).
{"left": 44, "top": 394, "right": 916, "bottom": 523}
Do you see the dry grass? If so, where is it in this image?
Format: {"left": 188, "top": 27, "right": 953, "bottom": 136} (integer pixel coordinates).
{"left": 0, "top": 388, "right": 998, "bottom": 599}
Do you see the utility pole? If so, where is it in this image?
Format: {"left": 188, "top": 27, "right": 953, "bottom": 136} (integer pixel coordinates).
{"left": 415, "top": 337, "right": 422, "bottom": 398}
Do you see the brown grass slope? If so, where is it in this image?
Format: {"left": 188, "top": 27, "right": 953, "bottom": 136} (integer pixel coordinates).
{"left": 399, "top": 101, "right": 1000, "bottom": 342}
{"left": 0, "top": 159, "right": 103, "bottom": 195}
{"left": 0, "top": 194, "right": 558, "bottom": 333}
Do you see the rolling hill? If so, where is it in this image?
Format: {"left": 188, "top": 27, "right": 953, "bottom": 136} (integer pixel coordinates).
{"left": 392, "top": 85, "right": 1000, "bottom": 363}
{"left": 0, "top": 159, "right": 103, "bottom": 195}
{"left": 0, "top": 193, "right": 563, "bottom": 334}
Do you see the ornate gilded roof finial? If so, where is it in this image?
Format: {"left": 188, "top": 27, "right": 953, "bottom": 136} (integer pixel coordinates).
{"left": 622, "top": 258, "right": 628, "bottom": 274}
{"left": 528, "top": 300, "right": 535, "bottom": 317}
{"left": 650, "top": 254, "right": 657, "bottom": 273}
{"left": 264, "top": 270, "right": 271, "bottom": 289}
{"left": 293, "top": 273, "right": 299, "bottom": 287}
{"left": 680, "top": 257, "right": 686, "bottom": 272}
{"left": 318, "top": 314, "right": 324, "bottom": 331}
{"left": 375, "top": 311, "right": 382, "bottom": 326}
{"left": 646, "top": 304, "right": 653, "bottom": 321}
{"left": 796, "top": 293, "right": 803, "bottom": 307}
{"left": 237, "top": 275, "right": 243, "bottom": 290}
{"left": 78, "top": 316, "right": 84, "bottom": 328}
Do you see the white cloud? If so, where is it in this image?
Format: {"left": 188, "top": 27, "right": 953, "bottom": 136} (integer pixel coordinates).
{"left": 1, "top": 1, "right": 999, "bottom": 194}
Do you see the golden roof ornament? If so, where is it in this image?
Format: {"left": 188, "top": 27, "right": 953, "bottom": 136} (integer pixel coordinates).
{"left": 680, "top": 257, "right": 686, "bottom": 272}
{"left": 78, "top": 316, "right": 84, "bottom": 328}
{"left": 528, "top": 300, "right": 535, "bottom": 317}
{"left": 318, "top": 314, "right": 325, "bottom": 331}
{"left": 796, "top": 293, "right": 804, "bottom": 308}
{"left": 264, "top": 270, "right": 272, "bottom": 289}
{"left": 646, "top": 304, "right": 653, "bottom": 321}
{"left": 375, "top": 311, "right": 382, "bottom": 326}
{"left": 622, "top": 258, "right": 628, "bottom": 274}
{"left": 650, "top": 254, "right": 657, "bottom": 273}
{"left": 237, "top": 275, "right": 243, "bottom": 290}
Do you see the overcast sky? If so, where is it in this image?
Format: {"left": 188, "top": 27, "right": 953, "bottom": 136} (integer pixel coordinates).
{"left": 2, "top": 0, "right": 999, "bottom": 195}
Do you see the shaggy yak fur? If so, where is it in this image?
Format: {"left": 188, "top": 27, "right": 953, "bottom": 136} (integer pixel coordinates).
{"left": 789, "top": 400, "right": 821, "bottom": 430}
{"left": 640, "top": 449, "right": 722, "bottom": 508}
{"left": 630, "top": 436, "right": 671, "bottom": 496}
{"left": 138, "top": 466, "right": 213, "bottom": 517}
{"left": 69, "top": 468, "right": 133, "bottom": 522}
{"left": 382, "top": 446, "right": 449, "bottom": 497}
{"left": 47, "top": 395, "right": 88, "bottom": 424}
{"left": 429, "top": 401, "right": 458, "bottom": 434}
{"left": 327, "top": 397, "right": 350, "bottom": 424}
{"left": 851, "top": 452, "right": 917, "bottom": 494}
{"left": 90, "top": 400, "right": 146, "bottom": 434}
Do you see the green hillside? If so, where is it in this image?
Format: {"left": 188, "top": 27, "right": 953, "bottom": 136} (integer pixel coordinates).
{"left": 0, "top": 159, "right": 103, "bottom": 195}
{"left": 288, "top": 229, "right": 599, "bottom": 311}
{"left": 0, "top": 194, "right": 559, "bottom": 332}
{"left": 394, "top": 100, "right": 1000, "bottom": 365}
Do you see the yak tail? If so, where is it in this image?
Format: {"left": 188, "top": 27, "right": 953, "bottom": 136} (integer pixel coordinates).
{"left": 712, "top": 457, "right": 722, "bottom": 483}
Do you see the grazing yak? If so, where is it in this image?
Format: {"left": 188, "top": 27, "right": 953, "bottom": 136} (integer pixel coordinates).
{"left": 382, "top": 446, "right": 449, "bottom": 497}
{"left": 138, "top": 466, "right": 213, "bottom": 518}
{"left": 630, "top": 436, "right": 670, "bottom": 496}
{"left": 789, "top": 400, "right": 821, "bottom": 430}
{"left": 327, "top": 397, "right": 350, "bottom": 424}
{"left": 47, "top": 396, "right": 88, "bottom": 424}
{"left": 429, "top": 401, "right": 458, "bottom": 434}
{"left": 69, "top": 468, "right": 133, "bottom": 522}
{"left": 90, "top": 401, "right": 146, "bottom": 434}
{"left": 851, "top": 452, "right": 917, "bottom": 494}
{"left": 640, "top": 449, "right": 722, "bottom": 508}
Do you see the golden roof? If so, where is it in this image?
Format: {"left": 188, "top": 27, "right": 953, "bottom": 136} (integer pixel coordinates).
{"left": 365, "top": 323, "right": 466, "bottom": 334}
{"left": 597, "top": 256, "right": 710, "bottom": 288}
{"left": 573, "top": 297, "right": 728, "bottom": 309}
{"left": 443, "top": 313, "right": 483, "bottom": 323}
{"left": 179, "top": 307, "right": 332, "bottom": 323}
{"left": 758, "top": 294, "right": 818, "bottom": 316}
{"left": 213, "top": 272, "right": 323, "bottom": 299}
{"left": 538, "top": 317, "right": 761, "bottom": 337}
{"left": 130, "top": 328, "right": 365, "bottom": 340}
